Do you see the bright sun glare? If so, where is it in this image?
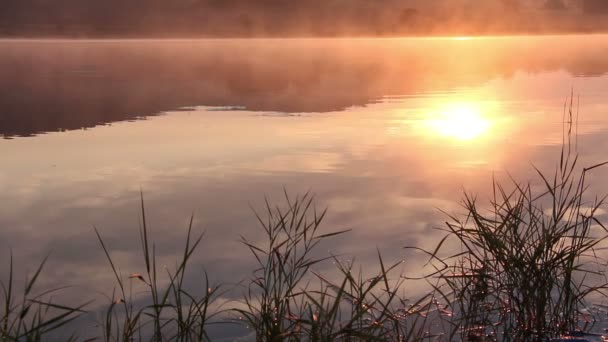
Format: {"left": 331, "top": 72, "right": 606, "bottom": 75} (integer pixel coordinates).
{"left": 427, "top": 103, "right": 491, "bottom": 141}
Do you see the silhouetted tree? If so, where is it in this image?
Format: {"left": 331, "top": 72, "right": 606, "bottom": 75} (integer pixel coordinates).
{"left": 583, "top": 0, "right": 608, "bottom": 13}
{"left": 0, "top": 0, "right": 607, "bottom": 37}
{"left": 544, "top": 0, "right": 567, "bottom": 10}
{"left": 501, "top": 0, "right": 522, "bottom": 12}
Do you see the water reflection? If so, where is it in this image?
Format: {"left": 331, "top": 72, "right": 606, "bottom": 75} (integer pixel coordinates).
{"left": 425, "top": 101, "right": 493, "bottom": 141}
{"left": 1, "top": 35, "right": 608, "bottom": 137}
{"left": 1, "top": 36, "right": 608, "bottom": 339}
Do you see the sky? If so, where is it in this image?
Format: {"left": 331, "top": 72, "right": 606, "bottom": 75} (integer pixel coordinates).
{"left": 1, "top": 0, "right": 608, "bottom": 37}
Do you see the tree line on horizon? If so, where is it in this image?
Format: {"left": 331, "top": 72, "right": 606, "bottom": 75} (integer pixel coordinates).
{"left": 0, "top": 0, "right": 608, "bottom": 37}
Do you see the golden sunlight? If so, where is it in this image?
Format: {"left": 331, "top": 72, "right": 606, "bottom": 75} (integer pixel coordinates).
{"left": 452, "top": 36, "right": 474, "bottom": 41}
{"left": 426, "top": 102, "right": 492, "bottom": 141}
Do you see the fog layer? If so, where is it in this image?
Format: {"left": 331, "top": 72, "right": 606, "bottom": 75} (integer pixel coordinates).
{"left": 1, "top": 0, "right": 608, "bottom": 37}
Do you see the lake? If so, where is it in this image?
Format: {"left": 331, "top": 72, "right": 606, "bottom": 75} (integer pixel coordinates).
{"left": 1, "top": 35, "right": 608, "bottom": 339}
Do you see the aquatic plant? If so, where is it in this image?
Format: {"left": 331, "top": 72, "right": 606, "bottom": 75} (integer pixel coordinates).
{"left": 423, "top": 103, "right": 608, "bottom": 341}
{"left": 94, "top": 192, "right": 224, "bottom": 341}
{"left": 235, "top": 191, "right": 346, "bottom": 340}
{"left": 0, "top": 252, "right": 88, "bottom": 341}
{"left": 3, "top": 100, "right": 608, "bottom": 341}
{"left": 236, "top": 191, "right": 434, "bottom": 341}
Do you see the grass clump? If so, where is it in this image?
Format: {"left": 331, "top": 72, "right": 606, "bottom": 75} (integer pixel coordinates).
{"left": 0, "top": 252, "right": 88, "bottom": 341}
{"left": 426, "top": 115, "right": 608, "bottom": 340}
{"left": 4, "top": 101, "right": 608, "bottom": 341}
{"left": 236, "top": 191, "right": 433, "bottom": 341}
{"left": 93, "top": 192, "right": 223, "bottom": 341}
{"left": 298, "top": 253, "right": 436, "bottom": 341}
{"left": 236, "top": 191, "right": 349, "bottom": 340}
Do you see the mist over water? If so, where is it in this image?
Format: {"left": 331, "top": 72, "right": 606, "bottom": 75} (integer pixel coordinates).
{"left": 2, "top": 36, "right": 608, "bottom": 338}
{"left": 2, "top": 0, "right": 608, "bottom": 37}
{"left": 2, "top": 36, "right": 608, "bottom": 137}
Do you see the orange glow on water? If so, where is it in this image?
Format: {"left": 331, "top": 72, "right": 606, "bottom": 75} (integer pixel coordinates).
{"left": 426, "top": 102, "right": 493, "bottom": 141}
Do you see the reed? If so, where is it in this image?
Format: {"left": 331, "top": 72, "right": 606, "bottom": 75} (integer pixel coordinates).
{"left": 3, "top": 102, "right": 608, "bottom": 341}
{"left": 93, "top": 192, "right": 224, "bottom": 341}
{"left": 235, "top": 191, "right": 433, "bottom": 341}
{"left": 296, "top": 252, "right": 437, "bottom": 341}
{"left": 0, "top": 252, "right": 88, "bottom": 341}
{"left": 423, "top": 105, "right": 608, "bottom": 341}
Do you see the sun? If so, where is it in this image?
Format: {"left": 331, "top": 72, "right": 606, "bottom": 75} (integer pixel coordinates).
{"left": 427, "top": 103, "right": 491, "bottom": 141}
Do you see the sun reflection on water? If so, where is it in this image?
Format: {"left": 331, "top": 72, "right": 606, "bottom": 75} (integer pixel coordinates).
{"left": 426, "top": 102, "right": 492, "bottom": 141}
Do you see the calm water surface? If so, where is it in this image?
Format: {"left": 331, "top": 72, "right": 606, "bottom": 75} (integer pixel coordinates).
{"left": 1, "top": 36, "right": 608, "bottom": 338}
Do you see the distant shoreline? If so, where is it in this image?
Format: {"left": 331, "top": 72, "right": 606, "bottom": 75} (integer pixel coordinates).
{"left": 1, "top": 31, "right": 608, "bottom": 41}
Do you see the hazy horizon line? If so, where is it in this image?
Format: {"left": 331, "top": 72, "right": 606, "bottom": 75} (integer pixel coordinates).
{"left": 2, "top": 31, "right": 608, "bottom": 41}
